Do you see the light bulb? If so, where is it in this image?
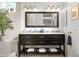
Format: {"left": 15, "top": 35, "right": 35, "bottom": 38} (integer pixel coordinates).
{"left": 47, "top": 5, "right": 51, "bottom": 10}
{"left": 50, "top": 5, "right": 54, "bottom": 9}
{"left": 24, "top": 5, "right": 28, "bottom": 10}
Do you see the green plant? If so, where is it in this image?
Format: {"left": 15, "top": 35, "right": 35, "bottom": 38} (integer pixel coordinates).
{"left": 0, "top": 9, "right": 13, "bottom": 36}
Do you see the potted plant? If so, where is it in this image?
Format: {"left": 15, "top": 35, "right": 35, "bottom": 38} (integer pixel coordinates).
{"left": 0, "top": 9, "right": 13, "bottom": 41}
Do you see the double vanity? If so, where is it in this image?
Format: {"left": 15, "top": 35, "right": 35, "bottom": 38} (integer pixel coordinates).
{"left": 18, "top": 11, "right": 65, "bottom": 57}
{"left": 18, "top": 31, "right": 65, "bottom": 57}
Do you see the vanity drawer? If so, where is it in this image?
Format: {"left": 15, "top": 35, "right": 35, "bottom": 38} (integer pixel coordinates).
{"left": 35, "top": 39, "right": 60, "bottom": 45}
{"left": 47, "top": 39, "right": 64, "bottom": 45}
{"left": 19, "top": 35, "right": 31, "bottom": 38}
{"left": 19, "top": 34, "right": 65, "bottom": 45}
{"left": 35, "top": 40, "right": 59, "bottom": 45}
{"left": 19, "top": 39, "right": 36, "bottom": 45}
{"left": 35, "top": 40, "right": 48, "bottom": 45}
{"left": 36, "top": 34, "right": 65, "bottom": 39}
{"left": 47, "top": 34, "right": 64, "bottom": 39}
{"left": 19, "top": 34, "right": 37, "bottom": 39}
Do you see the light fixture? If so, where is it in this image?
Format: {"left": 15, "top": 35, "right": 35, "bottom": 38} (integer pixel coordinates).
{"left": 55, "top": 5, "right": 60, "bottom": 10}
{"left": 28, "top": 5, "right": 33, "bottom": 10}
{"left": 47, "top": 5, "right": 58, "bottom": 11}
{"left": 23, "top": 4, "right": 60, "bottom": 11}
{"left": 24, "top": 5, "right": 39, "bottom": 11}
{"left": 47, "top": 5, "right": 51, "bottom": 10}
{"left": 50, "top": 5, "right": 54, "bottom": 9}
{"left": 33, "top": 5, "right": 37, "bottom": 10}
{"left": 23, "top": 5, "right": 28, "bottom": 10}
{"left": 23, "top": 5, "right": 33, "bottom": 11}
{"left": 33, "top": 5, "right": 39, "bottom": 11}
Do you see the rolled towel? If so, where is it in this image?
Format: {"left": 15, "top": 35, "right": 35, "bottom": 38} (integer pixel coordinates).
{"left": 27, "top": 48, "right": 34, "bottom": 52}
{"left": 39, "top": 48, "right": 46, "bottom": 52}
{"left": 67, "top": 35, "right": 72, "bottom": 45}
{"left": 50, "top": 48, "right": 57, "bottom": 52}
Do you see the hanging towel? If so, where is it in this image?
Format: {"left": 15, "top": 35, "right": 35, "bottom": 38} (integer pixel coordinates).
{"left": 67, "top": 35, "right": 72, "bottom": 45}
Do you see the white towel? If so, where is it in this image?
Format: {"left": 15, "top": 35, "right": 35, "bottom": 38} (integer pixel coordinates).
{"left": 50, "top": 48, "right": 57, "bottom": 52}
{"left": 27, "top": 48, "right": 34, "bottom": 52}
{"left": 39, "top": 48, "right": 46, "bottom": 52}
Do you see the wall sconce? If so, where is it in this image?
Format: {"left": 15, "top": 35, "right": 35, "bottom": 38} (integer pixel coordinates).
{"left": 23, "top": 5, "right": 33, "bottom": 11}
{"left": 33, "top": 5, "right": 40, "bottom": 11}
{"left": 50, "top": 5, "right": 54, "bottom": 9}
{"left": 24, "top": 5, "right": 38, "bottom": 11}
{"left": 23, "top": 4, "right": 60, "bottom": 11}
{"left": 28, "top": 5, "right": 33, "bottom": 10}
{"left": 47, "top": 5, "right": 51, "bottom": 10}
{"left": 47, "top": 5, "right": 60, "bottom": 11}
{"left": 23, "top": 5, "right": 30, "bottom": 11}
{"left": 23, "top": 5, "right": 28, "bottom": 10}
{"left": 33, "top": 5, "right": 38, "bottom": 11}
{"left": 54, "top": 5, "right": 60, "bottom": 10}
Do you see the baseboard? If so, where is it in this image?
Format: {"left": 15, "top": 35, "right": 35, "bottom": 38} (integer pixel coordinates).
{"left": 8, "top": 52, "right": 17, "bottom": 57}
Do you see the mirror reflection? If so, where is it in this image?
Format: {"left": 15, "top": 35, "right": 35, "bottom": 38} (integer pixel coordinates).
{"left": 25, "top": 12, "right": 59, "bottom": 27}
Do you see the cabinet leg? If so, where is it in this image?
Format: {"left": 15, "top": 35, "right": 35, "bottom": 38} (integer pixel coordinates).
{"left": 18, "top": 53, "right": 20, "bottom": 57}
{"left": 18, "top": 41, "right": 20, "bottom": 57}
{"left": 63, "top": 44, "right": 65, "bottom": 57}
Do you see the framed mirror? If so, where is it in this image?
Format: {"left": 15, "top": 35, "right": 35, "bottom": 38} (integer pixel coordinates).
{"left": 25, "top": 12, "right": 59, "bottom": 27}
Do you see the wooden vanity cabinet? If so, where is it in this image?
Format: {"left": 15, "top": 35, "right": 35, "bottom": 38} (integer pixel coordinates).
{"left": 18, "top": 34, "right": 65, "bottom": 57}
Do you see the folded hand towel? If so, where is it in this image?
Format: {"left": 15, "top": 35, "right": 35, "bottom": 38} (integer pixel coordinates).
{"left": 27, "top": 48, "right": 34, "bottom": 52}
{"left": 50, "top": 48, "right": 57, "bottom": 52}
{"left": 39, "top": 48, "right": 46, "bottom": 52}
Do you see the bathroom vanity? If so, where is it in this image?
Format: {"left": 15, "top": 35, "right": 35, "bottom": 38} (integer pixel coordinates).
{"left": 18, "top": 11, "right": 65, "bottom": 57}
{"left": 18, "top": 33, "right": 65, "bottom": 57}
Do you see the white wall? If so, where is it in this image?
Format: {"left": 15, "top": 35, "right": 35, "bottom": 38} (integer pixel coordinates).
{"left": 20, "top": 2, "right": 66, "bottom": 32}
{"left": 66, "top": 3, "right": 79, "bottom": 57}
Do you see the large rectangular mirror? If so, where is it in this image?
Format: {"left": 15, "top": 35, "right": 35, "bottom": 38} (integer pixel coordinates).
{"left": 25, "top": 12, "right": 59, "bottom": 27}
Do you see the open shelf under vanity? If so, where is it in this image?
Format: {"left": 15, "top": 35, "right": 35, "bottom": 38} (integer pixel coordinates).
{"left": 18, "top": 34, "right": 65, "bottom": 57}
{"left": 19, "top": 47, "right": 64, "bottom": 57}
